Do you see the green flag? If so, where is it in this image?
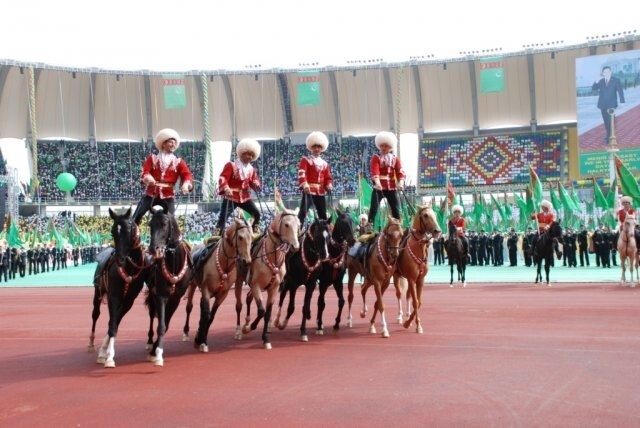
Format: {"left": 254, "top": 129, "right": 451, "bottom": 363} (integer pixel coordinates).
{"left": 525, "top": 186, "right": 536, "bottom": 216}
{"left": 592, "top": 176, "right": 608, "bottom": 209}
{"left": 7, "top": 215, "right": 26, "bottom": 248}
{"left": 480, "top": 57, "right": 504, "bottom": 93}
{"left": 558, "top": 182, "right": 577, "bottom": 212}
{"left": 491, "top": 194, "right": 507, "bottom": 226}
{"left": 569, "top": 187, "right": 583, "bottom": 213}
{"left": 297, "top": 71, "right": 320, "bottom": 106}
{"left": 615, "top": 156, "right": 640, "bottom": 204}
{"left": 163, "top": 75, "right": 187, "bottom": 109}
{"left": 529, "top": 166, "right": 543, "bottom": 206}
{"left": 437, "top": 198, "right": 448, "bottom": 233}
{"left": 606, "top": 176, "right": 617, "bottom": 209}
{"left": 549, "top": 187, "right": 562, "bottom": 211}
{"left": 358, "top": 174, "right": 372, "bottom": 213}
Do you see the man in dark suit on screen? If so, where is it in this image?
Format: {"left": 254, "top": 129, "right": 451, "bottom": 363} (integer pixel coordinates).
{"left": 592, "top": 65, "right": 625, "bottom": 143}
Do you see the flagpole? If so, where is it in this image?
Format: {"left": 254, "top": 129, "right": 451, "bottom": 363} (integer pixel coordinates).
{"left": 607, "top": 108, "right": 619, "bottom": 212}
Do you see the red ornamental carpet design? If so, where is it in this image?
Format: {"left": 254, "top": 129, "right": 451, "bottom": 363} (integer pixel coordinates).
{"left": 420, "top": 132, "right": 562, "bottom": 188}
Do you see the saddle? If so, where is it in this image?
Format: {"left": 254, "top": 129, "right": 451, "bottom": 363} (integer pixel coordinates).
{"left": 347, "top": 238, "right": 376, "bottom": 268}
{"left": 93, "top": 247, "right": 115, "bottom": 284}
{"left": 192, "top": 240, "right": 218, "bottom": 276}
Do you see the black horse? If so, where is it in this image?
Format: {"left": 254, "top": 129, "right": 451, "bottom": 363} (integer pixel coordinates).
{"left": 145, "top": 202, "right": 193, "bottom": 366}
{"left": 444, "top": 221, "right": 467, "bottom": 287}
{"left": 274, "top": 217, "right": 331, "bottom": 341}
{"left": 89, "top": 207, "right": 147, "bottom": 368}
{"left": 316, "top": 209, "right": 356, "bottom": 335}
{"left": 533, "top": 221, "right": 563, "bottom": 285}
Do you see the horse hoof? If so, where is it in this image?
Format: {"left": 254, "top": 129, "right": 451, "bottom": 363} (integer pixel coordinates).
{"left": 547, "top": 283, "right": 551, "bottom": 287}
{"left": 359, "top": 310, "right": 366, "bottom": 319}
{"left": 199, "top": 344, "right": 209, "bottom": 353}
{"left": 381, "top": 329, "right": 390, "bottom": 338}
{"left": 153, "top": 360, "right": 164, "bottom": 367}
{"left": 145, "top": 343, "right": 152, "bottom": 351}
{"left": 301, "top": 335, "right": 309, "bottom": 342}
{"left": 449, "top": 284, "right": 453, "bottom": 288}
{"left": 182, "top": 333, "right": 189, "bottom": 342}
{"left": 264, "top": 342, "right": 272, "bottom": 350}
{"left": 104, "top": 359, "right": 115, "bottom": 368}
{"left": 416, "top": 325, "right": 424, "bottom": 334}
{"left": 462, "top": 282, "right": 466, "bottom": 288}
{"left": 234, "top": 333, "right": 243, "bottom": 341}
{"left": 347, "top": 319, "right": 353, "bottom": 328}
{"left": 368, "top": 325, "right": 377, "bottom": 334}
{"left": 315, "top": 329, "right": 324, "bottom": 336}
{"left": 396, "top": 315, "right": 403, "bottom": 324}
{"left": 96, "top": 356, "right": 106, "bottom": 364}
{"left": 146, "top": 354, "right": 155, "bottom": 362}
{"left": 88, "top": 345, "right": 95, "bottom": 353}
{"left": 242, "top": 325, "right": 251, "bottom": 335}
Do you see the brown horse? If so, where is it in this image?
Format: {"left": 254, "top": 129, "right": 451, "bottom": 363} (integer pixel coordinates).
{"left": 617, "top": 214, "right": 638, "bottom": 287}
{"left": 391, "top": 205, "right": 441, "bottom": 333}
{"left": 183, "top": 217, "right": 253, "bottom": 352}
{"left": 346, "top": 217, "right": 403, "bottom": 338}
{"left": 233, "top": 209, "right": 300, "bottom": 349}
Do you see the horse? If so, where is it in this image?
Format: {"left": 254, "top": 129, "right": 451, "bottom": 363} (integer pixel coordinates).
{"left": 533, "top": 221, "right": 563, "bottom": 285}
{"left": 89, "top": 208, "right": 148, "bottom": 368}
{"left": 391, "top": 205, "right": 441, "bottom": 333}
{"left": 345, "top": 217, "right": 404, "bottom": 338}
{"left": 145, "top": 203, "right": 193, "bottom": 366}
{"left": 444, "top": 221, "right": 467, "bottom": 287}
{"left": 182, "top": 217, "right": 253, "bottom": 352}
{"left": 233, "top": 208, "right": 300, "bottom": 349}
{"left": 315, "top": 209, "right": 356, "bottom": 335}
{"left": 617, "top": 214, "right": 638, "bottom": 287}
{"left": 274, "top": 217, "right": 332, "bottom": 342}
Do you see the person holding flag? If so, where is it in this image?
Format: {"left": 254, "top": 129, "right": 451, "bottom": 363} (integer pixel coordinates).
{"left": 132, "top": 128, "right": 193, "bottom": 225}
{"left": 297, "top": 131, "right": 333, "bottom": 226}
{"left": 617, "top": 196, "right": 635, "bottom": 230}
{"left": 529, "top": 200, "right": 560, "bottom": 257}
{"left": 449, "top": 204, "right": 469, "bottom": 261}
{"left": 367, "top": 131, "right": 405, "bottom": 226}
{"left": 214, "top": 138, "right": 262, "bottom": 236}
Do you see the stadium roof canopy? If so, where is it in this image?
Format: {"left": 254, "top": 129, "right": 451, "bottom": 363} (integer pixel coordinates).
{"left": 1, "top": 0, "right": 637, "bottom": 73}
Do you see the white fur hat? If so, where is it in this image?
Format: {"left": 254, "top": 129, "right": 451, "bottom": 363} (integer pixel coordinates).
{"left": 375, "top": 131, "right": 398, "bottom": 151}
{"left": 621, "top": 195, "right": 633, "bottom": 204}
{"left": 541, "top": 200, "right": 552, "bottom": 209}
{"left": 358, "top": 213, "right": 368, "bottom": 222}
{"left": 452, "top": 205, "right": 464, "bottom": 214}
{"left": 154, "top": 128, "right": 180, "bottom": 151}
{"left": 305, "top": 131, "right": 329, "bottom": 152}
{"left": 236, "top": 138, "right": 261, "bottom": 159}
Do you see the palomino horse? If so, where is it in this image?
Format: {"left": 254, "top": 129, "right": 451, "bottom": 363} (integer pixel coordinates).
{"left": 234, "top": 208, "right": 300, "bottom": 349}
{"left": 183, "top": 217, "right": 253, "bottom": 352}
{"left": 617, "top": 214, "right": 638, "bottom": 287}
{"left": 444, "top": 221, "right": 467, "bottom": 287}
{"left": 316, "top": 209, "right": 356, "bottom": 335}
{"left": 346, "top": 217, "right": 404, "bottom": 338}
{"left": 274, "top": 217, "right": 331, "bottom": 342}
{"left": 145, "top": 203, "right": 193, "bottom": 366}
{"left": 391, "top": 205, "right": 441, "bottom": 333}
{"left": 89, "top": 208, "right": 148, "bottom": 368}
{"left": 533, "top": 221, "right": 563, "bottom": 285}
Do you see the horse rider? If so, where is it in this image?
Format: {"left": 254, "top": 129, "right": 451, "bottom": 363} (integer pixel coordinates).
{"left": 214, "top": 138, "right": 262, "bottom": 237}
{"left": 615, "top": 196, "right": 635, "bottom": 246}
{"left": 368, "top": 131, "right": 405, "bottom": 229}
{"left": 132, "top": 128, "right": 194, "bottom": 225}
{"left": 448, "top": 204, "right": 469, "bottom": 262}
{"left": 530, "top": 200, "right": 560, "bottom": 256}
{"left": 356, "top": 213, "right": 371, "bottom": 237}
{"left": 297, "top": 131, "right": 333, "bottom": 227}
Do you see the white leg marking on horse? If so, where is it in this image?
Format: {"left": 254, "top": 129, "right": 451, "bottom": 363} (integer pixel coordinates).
{"left": 368, "top": 324, "right": 377, "bottom": 334}
{"left": 182, "top": 333, "right": 189, "bottom": 342}
{"left": 104, "top": 337, "right": 116, "bottom": 368}
{"left": 381, "top": 313, "right": 389, "bottom": 338}
{"left": 300, "top": 335, "right": 309, "bottom": 342}
{"left": 264, "top": 342, "right": 272, "bottom": 350}
{"left": 199, "top": 343, "right": 209, "bottom": 353}
{"left": 234, "top": 326, "right": 243, "bottom": 340}
{"left": 152, "top": 347, "right": 164, "bottom": 366}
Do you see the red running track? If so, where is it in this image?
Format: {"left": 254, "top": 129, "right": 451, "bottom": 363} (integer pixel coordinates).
{"left": 1, "top": 283, "right": 639, "bottom": 427}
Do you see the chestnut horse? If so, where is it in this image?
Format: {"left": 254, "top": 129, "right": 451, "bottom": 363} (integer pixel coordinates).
{"left": 346, "top": 217, "right": 404, "bottom": 338}
{"left": 145, "top": 204, "right": 193, "bottom": 366}
{"left": 90, "top": 208, "right": 148, "bottom": 368}
{"left": 617, "top": 214, "right": 638, "bottom": 287}
{"left": 233, "top": 208, "right": 300, "bottom": 349}
{"left": 183, "top": 217, "right": 253, "bottom": 352}
{"left": 391, "top": 205, "right": 441, "bottom": 333}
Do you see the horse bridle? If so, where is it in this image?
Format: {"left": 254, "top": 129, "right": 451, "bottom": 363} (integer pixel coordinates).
{"left": 215, "top": 221, "right": 251, "bottom": 281}
{"left": 377, "top": 222, "right": 402, "bottom": 271}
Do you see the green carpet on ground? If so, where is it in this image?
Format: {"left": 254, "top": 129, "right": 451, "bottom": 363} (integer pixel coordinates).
{"left": 0, "top": 261, "right": 623, "bottom": 288}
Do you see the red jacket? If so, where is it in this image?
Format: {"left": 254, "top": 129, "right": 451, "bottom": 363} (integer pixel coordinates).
{"left": 531, "top": 212, "right": 555, "bottom": 233}
{"left": 370, "top": 154, "right": 406, "bottom": 190}
{"left": 298, "top": 156, "right": 332, "bottom": 196}
{"left": 140, "top": 153, "right": 193, "bottom": 199}
{"left": 618, "top": 207, "right": 635, "bottom": 229}
{"left": 448, "top": 216, "right": 466, "bottom": 236}
{"left": 218, "top": 160, "right": 261, "bottom": 204}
